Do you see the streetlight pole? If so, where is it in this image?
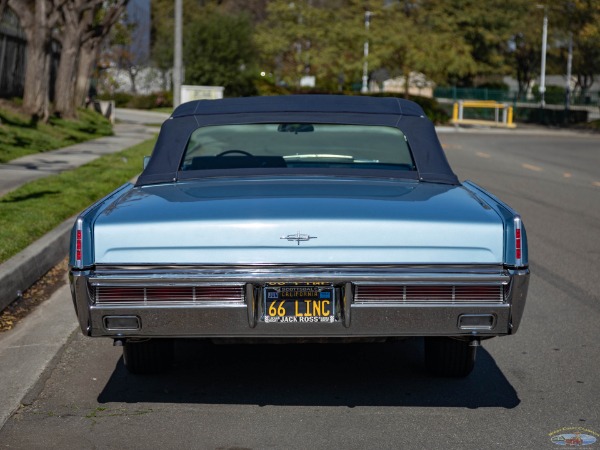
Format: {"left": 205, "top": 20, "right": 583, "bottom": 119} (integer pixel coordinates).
{"left": 565, "top": 32, "right": 573, "bottom": 112}
{"left": 361, "top": 11, "right": 372, "bottom": 94}
{"left": 173, "top": 0, "right": 182, "bottom": 108}
{"left": 538, "top": 6, "right": 548, "bottom": 108}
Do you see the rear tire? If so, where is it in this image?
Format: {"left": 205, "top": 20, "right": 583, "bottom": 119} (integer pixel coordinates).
{"left": 123, "top": 339, "right": 174, "bottom": 374}
{"left": 424, "top": 337, "right": 477, "bottom": 377}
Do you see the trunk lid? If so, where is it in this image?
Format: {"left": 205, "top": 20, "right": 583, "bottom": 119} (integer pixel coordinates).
{"left": 93, "top": 177, "right": 503, "bottom": 265}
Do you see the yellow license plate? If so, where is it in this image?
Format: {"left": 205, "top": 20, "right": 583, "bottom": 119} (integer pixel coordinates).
{"left": 263, "top": 283, "right": 335, "bottom": 323}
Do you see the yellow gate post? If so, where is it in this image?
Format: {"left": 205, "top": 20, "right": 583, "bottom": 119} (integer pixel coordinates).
{"left": 450, "top": 100, "right": 516, "bottom": 129}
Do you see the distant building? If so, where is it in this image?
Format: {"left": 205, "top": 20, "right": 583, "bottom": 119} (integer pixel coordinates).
{"left": 381, "top": 72, "right": 435, "bottom": 98}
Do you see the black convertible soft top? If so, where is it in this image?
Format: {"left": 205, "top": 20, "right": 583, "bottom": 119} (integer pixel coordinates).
{"left": 137, "top": 95, "right": 459, "bottom": 186}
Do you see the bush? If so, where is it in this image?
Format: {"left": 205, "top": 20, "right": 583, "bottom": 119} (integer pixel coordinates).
{"left": 97, "top": 91, "right": 173, "bottom": 110}
{"left": 127, "top": 94, "right": 158, "bottom": 110}
{"left": 97, "top": 92, "right": 133, "bottom": 108}
{"left": 516, "top": 107, "right": 589, "bottom": 125}
{"left": 532, "top": 85, "right": 566, "bottom": 105}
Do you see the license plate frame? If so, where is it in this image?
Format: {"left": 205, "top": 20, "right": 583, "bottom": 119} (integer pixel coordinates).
{"left": 263, "top": 283, "right": 335, "bottom": 323}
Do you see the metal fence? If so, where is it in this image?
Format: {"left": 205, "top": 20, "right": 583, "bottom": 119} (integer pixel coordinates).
{"left": 434, "top": 86, "right": 599, "bottom": 107}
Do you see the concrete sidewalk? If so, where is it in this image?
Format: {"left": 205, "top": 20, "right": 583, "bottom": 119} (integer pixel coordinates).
{"left": 0, "top": 122, "right": 158, "bottom": 198}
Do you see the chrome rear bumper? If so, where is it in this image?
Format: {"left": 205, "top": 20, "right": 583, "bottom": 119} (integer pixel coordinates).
{"left": 69, "top": 265, "right": 529, "bottom": 339}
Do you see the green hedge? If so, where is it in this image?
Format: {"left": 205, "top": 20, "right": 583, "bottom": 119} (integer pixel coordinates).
{"left": 516, "top": 107, "right": 589, "bottom": 125}
{"left": 98, "top": 91, "right": 173, "bottom": 109}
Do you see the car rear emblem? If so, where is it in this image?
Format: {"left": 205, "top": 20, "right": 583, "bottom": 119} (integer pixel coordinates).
{"left": 280, "top": 232, "right": 317, "bottom": 245}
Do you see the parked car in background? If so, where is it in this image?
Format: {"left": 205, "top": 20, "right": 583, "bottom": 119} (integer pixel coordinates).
{"left": 69, "top": 95, "right": 529, "bottom": 377}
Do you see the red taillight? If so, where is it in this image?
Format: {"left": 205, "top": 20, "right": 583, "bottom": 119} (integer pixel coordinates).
{"left": 76, "top": 230, "right": 82, "bottom": 262}
{"left": 515, "top": 219, "right": 522, "bottom": 263}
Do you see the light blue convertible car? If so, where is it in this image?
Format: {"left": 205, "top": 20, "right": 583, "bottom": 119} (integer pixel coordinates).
{"left": 69, "top": 96, "right": 529, "bottom": 377}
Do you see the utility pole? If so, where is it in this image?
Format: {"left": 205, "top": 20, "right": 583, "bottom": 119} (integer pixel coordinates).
{"left": 539, "top": 6, "right": 548, "bottom": 108}
{"left": 173, "top": 0, "right": 182, "bottom": 108}
{"left": 565, "top": 34, "right": 573, "bottom": 113}
{"left": 361, "top": 11, "right": 372, "bottom": 94}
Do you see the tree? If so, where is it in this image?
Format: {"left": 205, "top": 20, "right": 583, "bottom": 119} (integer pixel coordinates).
{"left": 510, "top": 32, "right": 539, "bottom": 99}
{"left": 4, "top": 0, "right": 126, "bottom": 120}
{"left": 7, "top": 0, "right": 65, "bottom": 121}
{"left": 108, "top": 0, "right": 152, "bottom": 95}
{"left": 554, "top": 0, "right": 600, "bottom": 98}
{"left": 111, "top": 17, "right": 141, "bottom": 93}
{"left": 183, "top": 9, "right": 258, "bottom": 96}
{"left": 150, "top": 0, "right": 175, "bottom": 91}
{"left": 505, "top": 3, "right": 545, "bottom": 99}
{"left": 53, "top": 0, "right": 102, "bottom": 118}
{"left": 368, "top": 1, "right": 477, "bottom": 93}
{"left": 73, "top": 1, "right": 128, "bottom": 107}
{"left": 255, "top": 0, "right": 481, "bottom": 92}
{"left": 219, "top": 0, "right": 269, "bottom": 23}
{"left": 256, "top": 0, "right": 327, "bottom": 87}
{"left": 256, "top": 0, "right": 370, "bottom": 90}
{"left": 304, "top": 0, "right": 372, "bottom": 91}
{"left": 151, "top": 0, "right": 260, "bottom": 95}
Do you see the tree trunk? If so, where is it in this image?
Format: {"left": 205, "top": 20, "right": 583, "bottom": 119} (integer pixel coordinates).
{"left": 73, "top": 0, "right": 128, "bottom": 106}
{"left": 160, "top": 68, "right": 169, "bottom": 91}
{"left": 53, "top": 31, "right": 79, "bottom": 117}
{"left": 54, "top": 1, "right": 101, "bottom": 118}
{"left": 577, "top": 73, "right": 594, "bottom": 99}
{"left": 74, "top": 39, "right": 98, "bottom": 107}
{"left": 11, "top": 0, "right": 54, "bottom": 121}
{"left": 22, "top": 28, "right": 51, "bottom": 121}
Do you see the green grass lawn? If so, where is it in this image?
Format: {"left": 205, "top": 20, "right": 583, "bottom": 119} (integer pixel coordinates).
{"left": 0, "top": 137, "right": 156, "bottom": 264}
{"left": 0, "top": 107, "right": 113, "bottom": 163}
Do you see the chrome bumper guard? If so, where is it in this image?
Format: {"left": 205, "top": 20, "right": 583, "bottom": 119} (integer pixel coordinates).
{"left": 69, "top": 265, "right": 529, "bottom": 338}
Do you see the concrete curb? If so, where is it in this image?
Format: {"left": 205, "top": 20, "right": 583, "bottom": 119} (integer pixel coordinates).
{"left": 0, "top": 216, "right": 74, "bottom": 312}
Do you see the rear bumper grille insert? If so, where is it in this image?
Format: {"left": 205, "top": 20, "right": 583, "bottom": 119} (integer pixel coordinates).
{"left": 94, "top": 285, "right": 245, "bottom": 305}
{"left": 354, "top": 284, "right": 504, "bottom": 304}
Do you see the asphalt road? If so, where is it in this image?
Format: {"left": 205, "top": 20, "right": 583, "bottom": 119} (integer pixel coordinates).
{"left": 1, "top": 128, "right": 599, "bottom": 449}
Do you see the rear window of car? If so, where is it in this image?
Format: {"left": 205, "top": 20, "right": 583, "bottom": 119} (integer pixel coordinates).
{"left": 180, "top": 124, "right": 416, "bottom": 172}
